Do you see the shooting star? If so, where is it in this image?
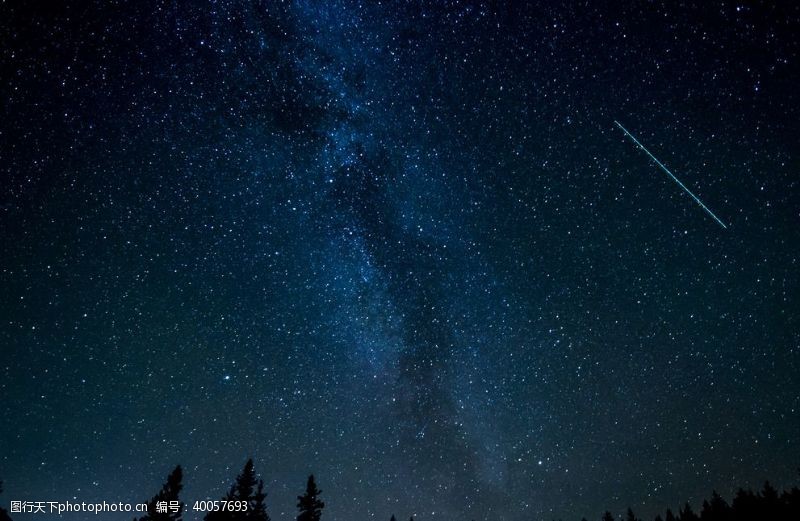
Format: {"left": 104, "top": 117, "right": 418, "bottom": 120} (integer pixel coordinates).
{"left": 614, "top": 120, "right": 727, "bottom": 229}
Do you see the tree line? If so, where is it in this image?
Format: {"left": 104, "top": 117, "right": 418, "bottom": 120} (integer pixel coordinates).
{"left": 2, "top": 465, "right": 800, "bottom": 520}
{"left": 581, "top": 478, "right": 800, "bottom": 521}
{"left": 133, "top": 459, "right": 325, "bottom": 521}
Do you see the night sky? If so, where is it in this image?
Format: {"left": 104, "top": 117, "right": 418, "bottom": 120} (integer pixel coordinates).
{"left": 1, "top": 2, "right": 799, "bottom": 521}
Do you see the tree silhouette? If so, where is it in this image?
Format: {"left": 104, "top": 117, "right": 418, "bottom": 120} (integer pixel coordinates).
{"left": 205, "top": 459, "right": 269, "bottom": 521}
{"left": 249, "top": 480, "right": 269, "bottom": 521}
{"left": 678, "top": 502, "right": 700, "bottom": 521}
{"left": 297, "top": 475, "right": 324, "bottom": 521}
{"left": 760, "top": 481, "right": 781, "bottom": 519}
{"left": 575, "top": 479, "right": 800, "bottom": 521}
{"left": 12, "top": 458, "right": 795, "bottom": 521}
{"left": 781, "top": 483, "right": 800, "bottom": 519}
{"left": 135, "top": 466, "right": 184, "bottom": 521}
{"left": 700, "top": 490, "right": 731, "bottom": 521}
{"left": 731, "top": 488, "right": 758, "bottom": 521}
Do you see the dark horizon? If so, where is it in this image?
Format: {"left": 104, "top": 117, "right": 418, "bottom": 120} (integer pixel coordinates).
{"left": 2, "top": 1, "right": 798, "bottom": 521}
{"left": 4, "top": 461, "right": 800, "bottom": 521}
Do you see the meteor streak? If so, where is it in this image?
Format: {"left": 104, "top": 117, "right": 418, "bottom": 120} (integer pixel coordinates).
{"left": 614, "top": 120, "right": 727, "bottom": 229}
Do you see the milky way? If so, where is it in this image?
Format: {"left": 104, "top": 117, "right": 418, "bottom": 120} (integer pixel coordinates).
{"left": 2, "top": 2, "right": 799, "bottom": 521}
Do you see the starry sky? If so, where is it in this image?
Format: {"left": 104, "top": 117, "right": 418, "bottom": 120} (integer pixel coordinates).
{"left": 1, "top": 1, "right": 799, "bottom": 520}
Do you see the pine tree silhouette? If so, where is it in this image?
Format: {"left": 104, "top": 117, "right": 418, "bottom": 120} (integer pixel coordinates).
{"left": 781, "top": 483, "right": 800, "bottom": 519}
{"left": 700, "top": 490, "right": 731, "bottom": 521}
{"left": 296, "top": 475, "right": 324, "bottom": 521}
{"left": 205, "top": 459, "right": 269, "bottom": 521}
{"left": 731, "top": 488, "right": 757, "bottom": 521}
{"left": 678, "top": 502, "right": 699, "bottom": 521}
{"left": 760, "top": 480, "right": 781, "bottom": 519}
{"left": 249, "top": 480, "right": 269, "bottom": 521}
{"left": 120, "top": 464, "right": 800, "bottom": 521}
{"left": 135, "top": 465, "right": 184, "bottom": 521}
{"left": 586, "top": 477, "right": 800, "bottom": 521}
